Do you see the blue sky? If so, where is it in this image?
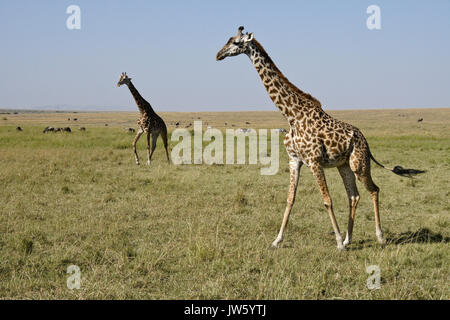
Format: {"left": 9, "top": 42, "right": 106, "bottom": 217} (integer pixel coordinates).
{"left": 0, "top": 0, "right": 449, "bottom": 111}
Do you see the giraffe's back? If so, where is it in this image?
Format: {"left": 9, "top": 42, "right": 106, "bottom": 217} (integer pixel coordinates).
{"left": 287, "top": 108, "right": 369, "bottom": 168}
{"left": 138, "top": 114, "right": 167, "bottom": 134}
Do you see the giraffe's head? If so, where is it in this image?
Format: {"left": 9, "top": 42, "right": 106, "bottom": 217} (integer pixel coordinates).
{"left": 216, "top": 26, "right": 254, "bottom": 61}
{"left": 117, "top": 72, "right": 132, "bottom": 87}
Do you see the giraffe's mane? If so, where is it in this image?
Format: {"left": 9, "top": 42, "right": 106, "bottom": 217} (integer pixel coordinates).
{"left": 128, "top": 81, "right": 157, "bottom": 115}
{"left": 252, "top": 39, "right": 322, "bottom": 108}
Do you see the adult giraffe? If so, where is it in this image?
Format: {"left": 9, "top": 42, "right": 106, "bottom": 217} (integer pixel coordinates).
{"left": 216, "top": 27, "right": 424, "bottom": 250}
{"left": 117, "top": 72, "right": 170, "bottom": 165}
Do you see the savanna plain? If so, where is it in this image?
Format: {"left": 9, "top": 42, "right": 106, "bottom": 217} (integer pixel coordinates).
{"left": 0, "top": 108, "right": 448, "bottom": 299}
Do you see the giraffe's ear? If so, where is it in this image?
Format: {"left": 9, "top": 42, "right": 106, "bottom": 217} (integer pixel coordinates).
{"left": 243, "top": 32, "right": 254, "bottom": 42}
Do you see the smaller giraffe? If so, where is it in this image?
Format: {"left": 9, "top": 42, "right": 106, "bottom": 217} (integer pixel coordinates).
{"left": 117, "top": 72, "right": 170, "bottom": 165}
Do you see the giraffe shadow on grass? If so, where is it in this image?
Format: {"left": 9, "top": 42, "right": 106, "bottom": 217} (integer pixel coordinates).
{"left": 347, "top": 228, "right": 449, "bottom": 250}
{"left": 386, "top": 228, "right": 450, "bottom": 245}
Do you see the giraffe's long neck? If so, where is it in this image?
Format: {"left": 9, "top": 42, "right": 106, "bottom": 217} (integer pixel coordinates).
{"left": 247, "top": 40, "right": 321, "bottom": 122}
{"left": 126, "top": 81, "right": 156, "bottom": 116}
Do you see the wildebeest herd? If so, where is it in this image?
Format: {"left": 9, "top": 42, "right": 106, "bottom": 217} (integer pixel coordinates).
{"left": 43, "top": 126, "right": 72, "bottom": 133}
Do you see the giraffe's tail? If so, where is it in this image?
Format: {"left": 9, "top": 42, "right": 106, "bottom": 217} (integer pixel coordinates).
{"left": 369, "top": 152, "right": 426, "bottom": 177}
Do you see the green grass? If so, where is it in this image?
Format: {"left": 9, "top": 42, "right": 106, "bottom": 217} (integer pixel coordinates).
{"left": 0, "top": 110, "right": 449, "bottom": 299}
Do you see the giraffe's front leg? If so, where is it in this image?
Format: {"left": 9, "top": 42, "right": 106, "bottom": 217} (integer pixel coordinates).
{"left": 271, "top": 157, "right": 302, "bottom": 248}
{"left": 148, "top": 132, "right": 159, "bottom": 164}
{"left": 133, "top": 128, "right": 144, "bottom": 165}
{"left": 311, "top": 163, "right": 345, "bottom": 251}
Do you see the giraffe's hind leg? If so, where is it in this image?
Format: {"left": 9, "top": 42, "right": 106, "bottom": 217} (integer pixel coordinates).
{"left": 358, "top": 173, "right": 385, "bottom": 246}
{"left": 161, "top": 128, "right": 170, "bottom": 164}
{"left": 350, "top": 152, "right": 386, "bottom": 246}
{"left": 133, "top": 128, "right": 144, "bottom": 165}
{"left": 311, "top": 163, "right": 345, "bottom": 250}
{"left": 337, "top": 164, "right": 360, "bottom": 248}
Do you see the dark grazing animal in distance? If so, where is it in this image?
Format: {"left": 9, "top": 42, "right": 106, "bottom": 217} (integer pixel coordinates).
{"left": 43, "top": 126, "right": 54, "bottom": 133}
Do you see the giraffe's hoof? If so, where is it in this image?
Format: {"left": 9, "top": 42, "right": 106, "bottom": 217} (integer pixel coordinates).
{"left": 377, "top": 237, "right": 387, "bottom": 248}
{"left": 376, "top": 230, "right": 386, "bottom": 247}
{"left": 337, "top": 245, "right": 347, "bottom": 251}
{"left": 146, "top": 160, "right": 151, "bottom": 166}
{"left": 343, "top": 238, "right": 351, "bottom": 247}
{"left": 136, "top": 162, "right": 140, "bottom": 166}
{"left": 270, "top": 239, "right": 282, "bottom": 249}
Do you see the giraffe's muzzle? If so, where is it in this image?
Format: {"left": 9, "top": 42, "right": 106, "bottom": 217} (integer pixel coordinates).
{"left": 216, "top": 51, "right": 226, "bottom": 61}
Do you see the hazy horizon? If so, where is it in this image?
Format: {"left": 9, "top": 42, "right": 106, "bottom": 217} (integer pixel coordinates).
{"left": 1, "top": 105, "right": 449, "bottom": 113}
{"left": 1, "top": 1, "right": 449, "bottom": 111}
